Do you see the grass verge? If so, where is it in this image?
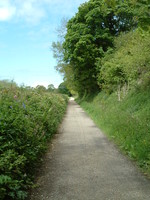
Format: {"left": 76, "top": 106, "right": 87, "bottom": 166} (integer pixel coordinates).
{"left": 77, "top": 87, "right": 150, "bottom": 176}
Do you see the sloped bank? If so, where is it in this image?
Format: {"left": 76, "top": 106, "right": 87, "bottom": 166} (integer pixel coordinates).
{"left": 77, "top": 87, "right": 150, "bottom": 176}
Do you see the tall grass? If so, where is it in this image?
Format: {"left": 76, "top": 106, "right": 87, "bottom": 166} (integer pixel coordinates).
{"left": 78, "top": 87, "right": 150, "bottom": 175}
{"left": 0, "top": 83, "right": 68, "bottom": 200}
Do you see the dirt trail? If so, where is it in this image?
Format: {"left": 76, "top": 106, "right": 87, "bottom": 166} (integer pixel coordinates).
{"left": 30, "top": 100, "right": 150, "bottom": 200}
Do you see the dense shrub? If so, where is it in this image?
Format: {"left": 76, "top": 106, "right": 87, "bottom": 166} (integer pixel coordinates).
{"left": 97, "top": 30, "right": 150, "bottom": 92}
{"left": 0, "top": 85, "right": 68, "bottom": 200}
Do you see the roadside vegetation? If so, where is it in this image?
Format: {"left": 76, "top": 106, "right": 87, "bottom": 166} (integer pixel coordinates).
{"left": 1, "top": 0, "right": 149, "bottom": 198}
{"left": 52, "top": 0, "right": 150, "bottom": 175}
{"left": 78, "top": 86, "right": 150, "bottom": 175}
{"left": 0, "top": 80, "right": 68, "bottom": 200}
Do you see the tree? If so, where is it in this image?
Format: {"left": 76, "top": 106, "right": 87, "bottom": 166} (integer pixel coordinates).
{"left": 47, "top": 84, "right": 55, "bottom": 92}
{"left": 52, "top": 18, "right": 68, "bottom": 73}
{"left": 35, "top": 85, "right": 46, "bottom": 92}
{"left": 58, "top": 82, "right": 71, "bottom": 96}
{"left": 62, "top": 0, "right": 135, "bottom": 96}
{"left": 52, "top": 0, "right": 136, "bottom": 97}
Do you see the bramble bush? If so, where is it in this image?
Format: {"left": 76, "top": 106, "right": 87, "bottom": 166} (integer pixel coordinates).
{"left": 0, "top": 84, "right": 68, "bottom": 200}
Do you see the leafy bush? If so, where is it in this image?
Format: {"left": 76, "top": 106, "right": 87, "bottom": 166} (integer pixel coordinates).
{"left": 0, "top": 85, "right": 68, "bottom": 200}
{"left": 97, "top": 30, "right": 150, "bottom": 92}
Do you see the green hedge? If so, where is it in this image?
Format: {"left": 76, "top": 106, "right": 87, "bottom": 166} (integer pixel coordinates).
{"left": 0, "top": 86, "right": 68, "bottom": 200}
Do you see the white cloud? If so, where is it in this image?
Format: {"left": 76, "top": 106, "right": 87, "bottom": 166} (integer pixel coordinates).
{"left": 0, "top": 0, "right": 16, "bottom": 21}
{"left": 0, "top": 0, "right": 86, "bottom": 23}
{"left": 0, "top": 0, "right": 46, "bottom": 23}
{"left": 42, "top": 0, "right": 87, "bottom": 17}
{"left": 15, "top": 0, "right": 46, "bottom": 24}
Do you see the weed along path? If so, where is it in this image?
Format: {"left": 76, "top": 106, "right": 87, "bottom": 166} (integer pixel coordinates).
{"left": 30, "top": 99, "right": 150, "bottom": 200}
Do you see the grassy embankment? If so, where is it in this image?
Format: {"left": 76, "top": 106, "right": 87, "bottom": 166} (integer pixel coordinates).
{"left": 78, "top": 86, "right": 150, "bottom": 176}
{"left": 0, "top": 82, "right": 68, "bottom": 200}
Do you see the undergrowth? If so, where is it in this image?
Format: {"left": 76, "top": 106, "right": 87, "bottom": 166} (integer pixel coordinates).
{"left": 78, "top": 86, "right": 150, "bottom": 176}
{"left": 0, "top": 84, "right": 68, "bottom": 200}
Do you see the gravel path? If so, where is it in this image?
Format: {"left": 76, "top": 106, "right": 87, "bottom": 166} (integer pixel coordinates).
{"left": 29, "top": 100, "right": 150, "bottom": 200}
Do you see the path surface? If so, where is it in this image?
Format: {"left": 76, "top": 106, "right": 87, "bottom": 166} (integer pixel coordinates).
{"left": 30, "top": 100, "right": 150, "bottom": 200}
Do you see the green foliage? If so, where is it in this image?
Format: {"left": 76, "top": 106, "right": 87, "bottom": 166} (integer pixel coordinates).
{"left": 0, "top": 85, "right": 68, "bottom": 200}
{"left": 78, "top": 87, "right": 150, "bottom": 175}
{"left": 58, "top": 82, "right": 72, "bottom": 96}
{"left": 47, "top": 84, "right": 55, "bottom": 92}
{"left": 97, "top": 30, "right": 150, "bottom": 92}
{"left": 52, "top": 0, "right": 149, "bottom": 97}
{"left": 129, "top": 0, "right": 150, "bottom": 31}
{"left": 0, "top": 80, "right": 17, "bottom": 88}
{"left": 35, "top": 85, "right": 47, "bottom": 92}
{"left": 53, "top": 0, "right": 136, "bottom": 96}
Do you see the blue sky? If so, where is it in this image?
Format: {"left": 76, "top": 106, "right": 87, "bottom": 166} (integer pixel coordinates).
{"left": 0, "top": 0, "right": 86, "bottom": 88}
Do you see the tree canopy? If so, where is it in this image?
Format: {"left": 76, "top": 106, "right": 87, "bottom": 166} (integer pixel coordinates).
{"left": 52, "top": 0, "right": 150, "bottom": 97}
{"left": 58, "top": 82, "right": 72, "bottom": 96}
